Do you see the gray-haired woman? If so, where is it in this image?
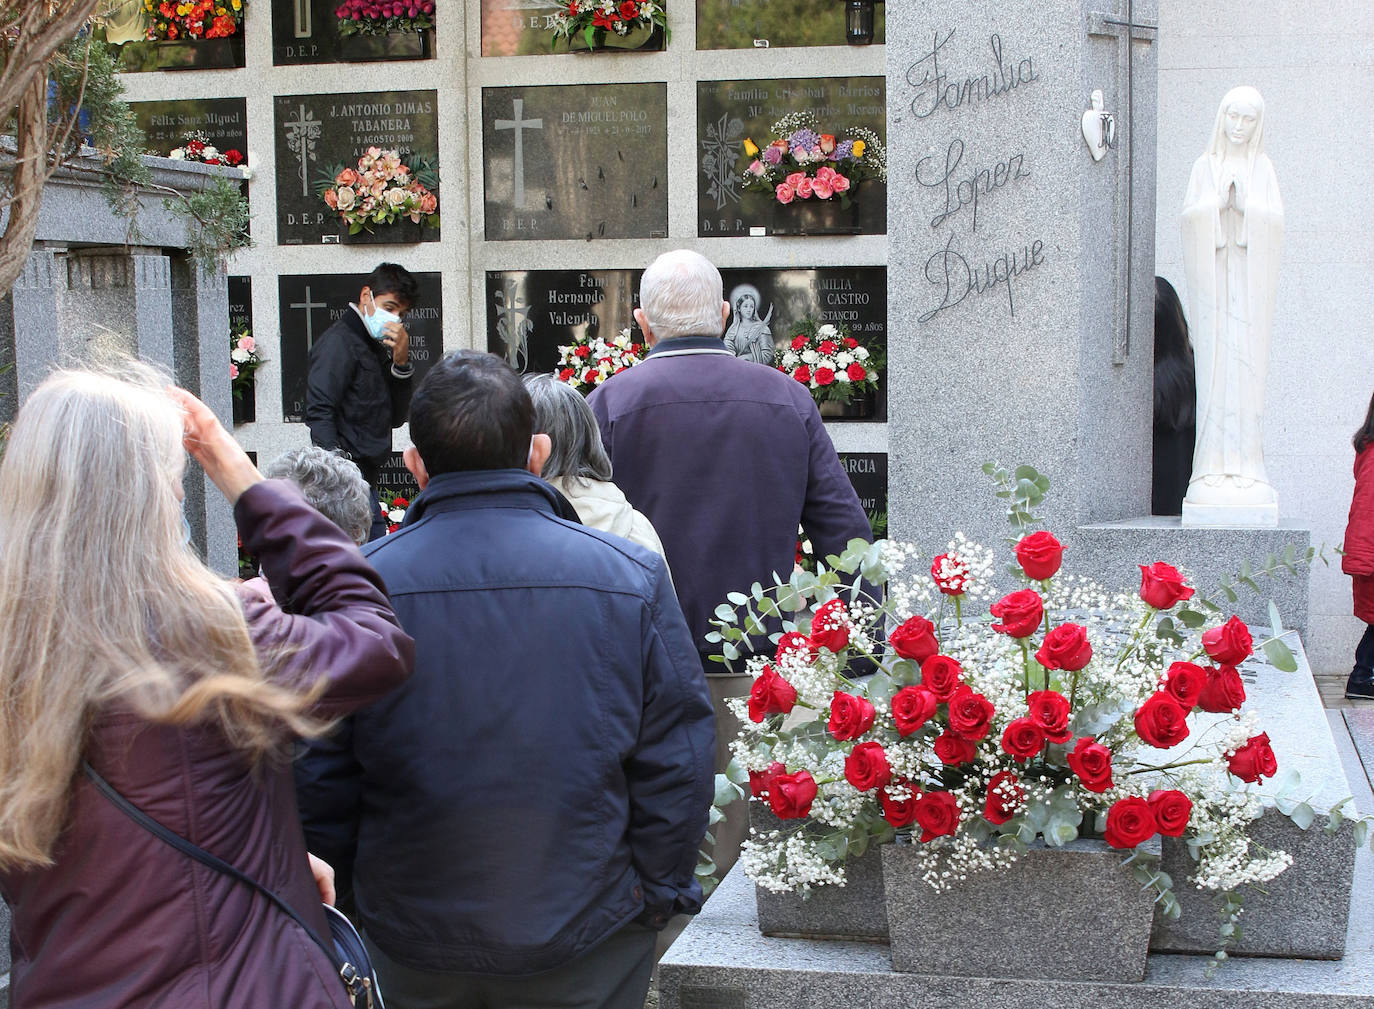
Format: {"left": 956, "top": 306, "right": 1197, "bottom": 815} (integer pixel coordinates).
{"left": 524, "top": 373, "right": 668, "bottom": 562}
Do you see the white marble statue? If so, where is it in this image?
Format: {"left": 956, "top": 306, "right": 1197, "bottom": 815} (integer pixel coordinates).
{"left": 1179, "top": 85, "right": 1284, "bottom": 526}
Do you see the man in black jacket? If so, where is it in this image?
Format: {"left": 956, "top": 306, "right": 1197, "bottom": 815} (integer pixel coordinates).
{"left": 305, "top": 262, "right": 419, "bottom": 540}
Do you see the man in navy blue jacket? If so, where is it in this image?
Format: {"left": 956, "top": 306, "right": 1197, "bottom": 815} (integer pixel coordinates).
{"left": 296, "top": 351, "right": 714, "bottom": 1009}
{"left": 588, "top": 250, "right": 872, "bottom": 879}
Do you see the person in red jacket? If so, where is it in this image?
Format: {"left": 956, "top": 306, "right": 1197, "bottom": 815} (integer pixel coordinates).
{"left": 1344, "top": 391, "right": 1374, "bottom": 699}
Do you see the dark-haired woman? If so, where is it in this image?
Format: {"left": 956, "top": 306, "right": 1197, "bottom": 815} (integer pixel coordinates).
{"left": 1152, "top": 277, "right": 1196, "bottom": 515}
{"left": 1344, "top": 391, "right": 1374, "bottom": 699}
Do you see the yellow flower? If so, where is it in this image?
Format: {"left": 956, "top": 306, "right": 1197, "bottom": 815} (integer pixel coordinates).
{"left": 231, "top": 0, "right": 240, "bottom": 7}
{"left": 852, "top": 140, "right": 866, "bottom": 158}
{"left": 742, "top": 138, "right": 759, "bottom": 157}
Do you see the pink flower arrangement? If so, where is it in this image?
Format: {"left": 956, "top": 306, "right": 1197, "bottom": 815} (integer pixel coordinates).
{"left": 740, "top": 111, "right": 886, "bottom": 207}
{"left": 335, "top": 0, "right": 434, "bottom": 37}
{"left": 318, "top": 147, "right": 439, "bottom": 235}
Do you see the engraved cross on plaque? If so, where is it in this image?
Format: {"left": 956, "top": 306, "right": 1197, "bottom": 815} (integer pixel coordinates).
{"left": 283, "top": 103, "right": 322, "bottom": 199}
{"left": 1088, "top": 1, "right": 1157, "bottom": 364}
{"left": 294, "top": 0, "right": 311, "bottom": 37}
{"left": 289, "top": 286, "right": 327, "bottom": 350}
{"left": 494, "top": 98, "right": 543, "bottom": 209}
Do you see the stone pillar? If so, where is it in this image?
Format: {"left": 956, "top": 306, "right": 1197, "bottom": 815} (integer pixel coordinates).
{"left": 9, "top": 247, "right": 62, "bottom": 401}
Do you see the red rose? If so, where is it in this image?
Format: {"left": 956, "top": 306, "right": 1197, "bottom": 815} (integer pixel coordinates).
{"left": 884, "top": 615, "right": 939, "bottom": 665}
{"left": 1001, "top": 717, "right": 1046, "bottom": 762}
{"left": 919, "top": 654, "right": 963, "bottom": 701}
{"left": 913, "top": 790, "right": 961, "bottom": 842}
{"left": 990, "top": 589, "right": 1044, "bottom": 638}
{"left": 618, "top": 0, "right": 637, "bottom": 18}
{"left": 891, "top": 685, "right": 937, "bottom": 736}
{"left": 817, "top": 339, "right": 838, "bottom": 355}
{"left": 1138, "top": 561, "right": 1195, "bottom": 609}
{"left": 1228, "top": 732, "right": 1278, "bottom": 783}
{"left": 846, "top": 362, "right": 867, "bottom": 382}
{"left": 1015, "top": 530, "right": 1064, "bottom": 580}
{"left": 1148, "top": 789, "right": 1193, "bottom": 837}
{"left": 748, "top": 761, "right": 785, "bottom": 798}
{"left": 224, "top": 149, "right": 244, "bottom": 166}
{"left": 828, "top": 690, "right": 876, "bottom": 741}
{"left": 1104, "top": 796, "right": 1156, "bottom": 849}
{"left": 844, "top": 336, "right": 858, "bottom": 349}
{"left": 768, "top": 770, "right": 818, "bottom": 819}
{"left": 790, "top": 334, "right": 807, "bottom": 350}
{"left": 792, "top": 365, "right": 811, "bottom": 384}
{"left": 775, "top": 631, "right": 811, "bottom": 664}
{"left": 1034, "top": 623, "right": 1093, "bottom": 672}
{"left": 574, "top": 344, "right": 591, "bottom": 358}
{"left": 808, "top": 598, "right": 850, "bottom": 653}
{"left": 1162, "top": 661, "right": 1207, "bottom": 710}
{"left": 1203, "top": 616, "right": 1254, "bottom": 665}
{"left": 1197, "top": 664, "right": 1247, "bottom": 713}
{"left": 946, "top": 684, "right": 996, "bottom": 740}
{"left": 1133, "top": 691, "right": 1190, "bottom": 748}
{"left": 1066, "top": 737, "right": 1114, "bottom": 792}
{"left": 747, "top": 665, "right": 797, "bottom": 722}
{"left": 929, "top": 552, "right": 967, "bottom": 596}
{"left": 814, "top": 367, "right": 835, "bottom": 386}
{"left": 1025, "top": 689, "right": 1072, "bottom": 743}
{"left": 983, "top": 770, "right": 1024, "bottom": 825}
{"left": 844, "top": 741, "right": 892, "bottom": 791}
{"left": 933, "top": 729, "right": 976, "bottom": 765}
{"left": 889, "top": 615, "right": 938, "bottom": 663}
{"left": 558, "top": 367, "right": 576, "bottom": 381}
{"left": 880, "top": 784, "right": 919, "bottom": 827}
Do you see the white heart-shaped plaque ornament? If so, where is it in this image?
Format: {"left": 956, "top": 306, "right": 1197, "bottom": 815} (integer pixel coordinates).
{"left": 1082, "top": 89, "right": 1113, "bottom": 162}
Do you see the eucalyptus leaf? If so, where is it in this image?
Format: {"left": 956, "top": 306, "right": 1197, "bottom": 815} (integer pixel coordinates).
{"left": 727, "top": 591, "right": 749, "bottom": 606}
{"left": 1288, "top": 802, "right": 1316, "bottom": 830}
{"left": 1263, "top": 637, "right": 1298, "bottom": 672}
{"left": 714, "top": 603, "right": 737, "bottom": 623}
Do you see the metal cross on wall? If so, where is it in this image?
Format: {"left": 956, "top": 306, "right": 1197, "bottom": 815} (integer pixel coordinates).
{"left": 1088, "top": 1, "right": 1157, "bottom": 364}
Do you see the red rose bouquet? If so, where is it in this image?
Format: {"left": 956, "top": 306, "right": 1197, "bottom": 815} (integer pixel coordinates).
{"left": 554, "top": 328, "right": 646, "bottom": 395}
{"left": 168, "top": 131, "right": 245, "bottom": 168}
{"left": 775, "top": 318, "right": 883, "bottom": 407}
{"left": 704, "top": 462, "right": 1341, "bottom": 959}
{"left": 376, "top": 488, "right": 411, "bottom": 535}
{"left": 551, "top": 0, "right": 666, "bottom": 49}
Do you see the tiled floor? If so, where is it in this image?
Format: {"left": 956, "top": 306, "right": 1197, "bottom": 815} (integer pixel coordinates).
{"left": 1318, "top": 670, "right": 1367, "bottom": 709}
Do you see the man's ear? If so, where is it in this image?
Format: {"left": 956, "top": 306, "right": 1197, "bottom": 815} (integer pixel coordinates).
{"left": 403, "top": 445, "right": 429, "bottom": 490}
{"left": 633, "top": 307, "right": 656, "bottom": 346}
{"left": 720, "top": 299, "right": 730, "bottom": 333}
{"left": 527, "top": 433, "right": 551, "bottom": 477}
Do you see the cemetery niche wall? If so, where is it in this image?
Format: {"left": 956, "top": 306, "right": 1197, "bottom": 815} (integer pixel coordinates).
{"left": 272, "top": 0, "right": 437, "bottom": 64}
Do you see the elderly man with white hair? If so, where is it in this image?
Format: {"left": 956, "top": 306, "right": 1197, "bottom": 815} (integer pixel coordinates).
{"left": 588, "top": 249, "right": 871, "bottom": 883}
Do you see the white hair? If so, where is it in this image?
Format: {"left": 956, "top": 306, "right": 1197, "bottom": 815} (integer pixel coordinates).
{"left": 638, "top": 250, "right": 724, "bottom": 340}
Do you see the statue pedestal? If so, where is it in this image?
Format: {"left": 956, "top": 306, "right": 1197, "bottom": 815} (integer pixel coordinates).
{"left": 1181, "top": 499, "right": 1280, "bottom": 528}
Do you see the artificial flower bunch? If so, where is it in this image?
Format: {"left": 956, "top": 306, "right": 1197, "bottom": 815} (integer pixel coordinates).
{"left": 774, "top": 319, "right": 882, "bottom": 406}
{"left": 550, "top": 0, "right": 666, "bottom": 49}
{"left": 377, "top": 489, "right": 410, "bottom": 535}
{"left": 555, "top": 328, "right": 646, "bottom": 395}
{"left": 229, "top": 330, "right": 261, "bottom": 400}
{"left": 142, "top": 0, "right": 244, "bottom": 41}
{"left": 711, "top": 464, "right": 1303, "bottom": 934}
{"left": 740, "top": 111, "right": 887, "bottom": 207}
{"left": 335, "top": 0, "right": 435, "bottom": 38}
{"left": 318, "top": 147, "right": 439, "bottom": 235}
{"left": 168, "top": 131, "right": 244, "bottom": 167}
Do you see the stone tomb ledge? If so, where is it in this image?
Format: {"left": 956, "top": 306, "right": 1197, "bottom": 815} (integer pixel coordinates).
{"left": 659, "top": 851, "right": 1374, "bottom": 1009}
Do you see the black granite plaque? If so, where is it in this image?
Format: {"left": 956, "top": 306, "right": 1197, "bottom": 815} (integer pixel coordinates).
{"left": 273, "top": 91, "right": 441, "bottom": 246}
{"left": 228, "top": 275, "right": 252, "bottom": 335}
{"left": 278, "top": 272, "right": 442, "bottom": 424}
{"left": 697, "top": 77, "right": 886, "bottom": 237}
{"left": 695, "top": 0, "right": 884, "bottom": 49}
{"left": 272, "top": 0, "right": 435, "bottom": 65}
{"left": 719, "top": 266, "right": 887, "bottom": 420}
{"left": 485, "top": 269, "right": 643, "bottom": 375}
{"left": 839, "top": 452, "right": 888, "bottom": 536}
{"left": 131, "top": 98, "right": 248, "bottom": 156}
{"left": 482, "top": 85, "right": 667, "bottom": 242}
{"left": 375, "top": 452, "right": 422, "bottom": 501}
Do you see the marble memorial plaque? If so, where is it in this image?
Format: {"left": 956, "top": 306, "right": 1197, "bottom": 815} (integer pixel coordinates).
{"left": 375, "top": 452, "right": 422, "bottom": 501}
{"left": 482, "top": 85, "right": 667, "bottom": 242}
{"left": 272, "top": 0, "right": 435, "bottom": 65}
{"left": 273, "top": 91, "right": 440, "bottom": 246}
{"left": 839, "top": 452, "right": 888, "bottom": 535}
{"left": 485, "top": 269, "right": 643, "bottom": 375}
{"left": 228, "top": 275, "right": 252, "bottom": 336}
{"left": 697, "top": 77, "right": 886, "bottom": 237}
{"left": 719, "top": 266, "right": 887, "bottom": 420}
{"left": 695, "top": 0, "right": 884, "bottom": 50}
{"left": 278, "top": 272, "right": 442, "bottom": 424}
{"left": 131, "top": 98, "right": 248, "bottom": 157}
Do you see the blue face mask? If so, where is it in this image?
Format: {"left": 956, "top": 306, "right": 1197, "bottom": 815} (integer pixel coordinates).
{"left": 362, "top": 296, "right": 400, "bottom": 342}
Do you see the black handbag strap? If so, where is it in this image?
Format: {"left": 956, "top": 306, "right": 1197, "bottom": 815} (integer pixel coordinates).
{"left": 81, "top": 762, "right": 347, "bottom": 980}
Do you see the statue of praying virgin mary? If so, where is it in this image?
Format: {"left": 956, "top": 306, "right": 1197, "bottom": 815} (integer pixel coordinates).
{"left": 1179, "top": 86, "right": 1284, "bottom": 526}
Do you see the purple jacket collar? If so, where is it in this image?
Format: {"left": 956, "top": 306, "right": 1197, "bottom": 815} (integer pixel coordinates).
{"left": 646, "top": 335, "right": 733, "bottom": 358}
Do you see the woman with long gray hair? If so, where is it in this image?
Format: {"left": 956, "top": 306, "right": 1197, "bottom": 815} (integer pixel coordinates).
{"left": 524, "top": 373, "right": 667, "bottom": 561}
{"left": 0, "top": 363, "right": 413, "bottom": 1008}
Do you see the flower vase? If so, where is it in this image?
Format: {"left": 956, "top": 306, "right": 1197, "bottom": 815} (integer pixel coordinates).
{"left": 769, "top": 193, "right": 863, "bottom": 236}
{"left": 118, "top": 35, "right": 246, "bottom": 72}
{"left": 817, "top": 394, "right": 875, "bottom": 420}
{"left": 338, "top": 220, "right": 427, "bottom": 246}
{"left": 337, "top": 30, "right": 434, "bottom": 62}
{"left": 750, "top": 804, "right": 888, "bottom": 941}
{"left": 232, "top": 386, "right": 255, "bottom": 426}
{"left": 880, "top": 838, "right": 1155, "bottom": 982}
{"left": 568, "top": 22, "right": 666, "bottom": 52}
